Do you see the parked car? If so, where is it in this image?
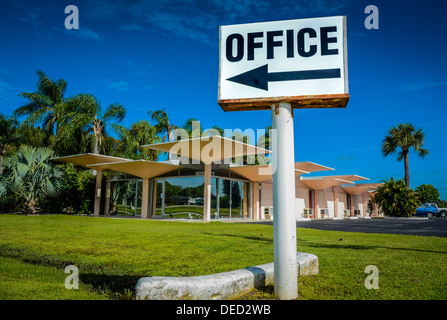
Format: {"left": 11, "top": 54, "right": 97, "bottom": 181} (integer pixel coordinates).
{"left": 415, "top": 203, "right": 438, "bottom": 218}
{"left": 426, "top": 203, "right": 447, "bottom": 218}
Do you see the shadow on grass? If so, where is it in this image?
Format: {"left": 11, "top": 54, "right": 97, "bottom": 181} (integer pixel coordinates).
{"left": 297, "top": 238, "right": 447, "bottom": 255}
{"left": 80, "top": 272, "right": 141, "bottom": 300}
{"left": 0, "top": 244, "right": 141, "bottom": 300}
{"left": 201, "top": 232, "right": 273, "bottom": 243}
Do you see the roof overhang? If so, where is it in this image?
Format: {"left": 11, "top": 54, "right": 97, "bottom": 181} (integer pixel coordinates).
{"left": 50, "top": 153, "right": 130, "bottom": 168}
{"left": 88, "top": 160, "right": 179, "bottom": 179}
{"left": 317, "top": 174, "right": 369, "bottom": 182}
{"left": 228, "top": 165, "right": 307, "bottom": 182}
{"left": 342, "top": 185, "right": 378, "bottom": 195}
{"left": 142, "top": 136, "right": 270, "bottom": 164}
{"left": 295, "top": 161, "right": 334, "bottom": 173}
{"left": 229, "top": 164, "right": 272, "bottom": 182}
{"left": 301, "top": 177, "right": 354, "bottom": 190}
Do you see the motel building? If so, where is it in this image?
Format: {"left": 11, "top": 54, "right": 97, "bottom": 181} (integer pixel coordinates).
{"left": 52, "top": 136, "right": 383, "bottom": 222}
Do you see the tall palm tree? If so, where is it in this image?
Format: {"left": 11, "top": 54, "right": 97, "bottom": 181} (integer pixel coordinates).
{"left": 14, "top": 70, "right": 73, "bottom": 137}
{"left": 116, "top": 120, "right": 160, "bottom": 160}
{"left": 381, "top": 123, "right": 429, "bottom": 188}
{"left": 61, "top": 94, "right": 126, "bottom": 154}
{"left": 182, "top": 118, "right": 202, "bottom": 138}
{"left": 148, "top": 108, "right": 176, "bottom": 142}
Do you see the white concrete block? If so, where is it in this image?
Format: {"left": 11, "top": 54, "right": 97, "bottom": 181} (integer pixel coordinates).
{"left": 135, "top": 252, "right": 318, "bottom": 300}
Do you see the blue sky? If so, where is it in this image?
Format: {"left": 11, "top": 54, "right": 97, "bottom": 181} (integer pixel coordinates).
{"left": 1, "top": 0, "right": 447, "bottom": 199}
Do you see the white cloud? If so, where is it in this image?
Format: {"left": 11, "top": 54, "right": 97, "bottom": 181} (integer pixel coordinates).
{"left": 62, "top": 26, "right": 105, "bottom": 43}
{"left": 108, "top": 81, "right": 130, "bottom": 92}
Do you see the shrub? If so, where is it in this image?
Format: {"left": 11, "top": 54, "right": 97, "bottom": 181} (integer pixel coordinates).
{"left": 373, "top": 177, "right": 421, "bottom": 217}
{"left": 40, "top": 163, "right": 95, "bottom": 214}
{"left": 0, "top": 146, "right": 63, "bottom": 214}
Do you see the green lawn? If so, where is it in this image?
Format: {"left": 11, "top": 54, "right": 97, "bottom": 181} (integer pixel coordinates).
{"left": 0, "top": 214, "right": 446, "bottom": 300}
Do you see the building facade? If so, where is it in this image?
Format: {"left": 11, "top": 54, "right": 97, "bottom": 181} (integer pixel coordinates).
{"left": 53, "top": 136, "right": 381, "bottom": 221}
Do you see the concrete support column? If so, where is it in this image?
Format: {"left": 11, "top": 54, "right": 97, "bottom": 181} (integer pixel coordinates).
{"left": 104, "top": 180, "right": 111, "bottom": 215}
{"left": 151, "top": 180, "right": 157, "bottom": 218}
{"left": 314, "top": 190, "right": 320, "bottom": 219}
{"left": 252, "top": 182, "right": 260, "bottom": 220}
{"left": 333, "top": 186, "right": 338, "bottom": 218}
{"left": 141, "top": 178, "right": 149, "bottom": 219}
{"left": 351, "top": 194, "right": 355, "bottom": 217}
{"left": 363, "top": 192, "right": 367, "bottom": 217}
{"left": 243, "top": 183, "right": 248, "bottom": 219}
{"left": 271, "top": 102, "right": 297, "bottom": 300}
{"left": 93, "top": 170, "right": 102, "bottom": 217}
{"left": 203, "top": 163, "right": 212, "bottom": 222}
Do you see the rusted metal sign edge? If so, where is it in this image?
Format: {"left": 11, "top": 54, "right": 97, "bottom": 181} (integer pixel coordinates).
{"left": 218, "top": 93, "right": 349, "bottom": 111}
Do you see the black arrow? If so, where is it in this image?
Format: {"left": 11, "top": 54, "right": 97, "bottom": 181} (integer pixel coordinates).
{"left": 226, "top": 64, "right": 341, "bottom": 91}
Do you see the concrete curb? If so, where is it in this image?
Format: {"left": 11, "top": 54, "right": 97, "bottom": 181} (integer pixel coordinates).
{"left": 135, "top": 252, "right": 318, "bottom": 300}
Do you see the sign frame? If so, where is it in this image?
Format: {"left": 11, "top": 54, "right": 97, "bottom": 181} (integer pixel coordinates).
{"left": 218, "top": 16, "right": 349, "bottom": 111}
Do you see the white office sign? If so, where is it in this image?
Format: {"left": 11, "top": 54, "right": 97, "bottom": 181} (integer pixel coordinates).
{"left": 218, "top": 16, "right": 348, "bottom": 111}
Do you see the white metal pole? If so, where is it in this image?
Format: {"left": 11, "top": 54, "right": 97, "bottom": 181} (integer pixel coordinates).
{"left": 271, "top": 102, "right": 298, "bottom": 300}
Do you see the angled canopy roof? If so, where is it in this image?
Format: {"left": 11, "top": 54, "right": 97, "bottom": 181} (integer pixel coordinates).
{"left": 301, "top": 177, "right": 354, "bottom": 190}
{"left": 229, "top": 164, "right": 274, "bottom": 182}
{"left": 50, "top": 153, "right": 130, "bottom": 168}
{"left": 229, "top": 161, "right": 335, "bottom": 182}
{"left": 142, "top": 136, "right": 270, "bottom": 164}
{"left": 88, "top": 160, "right": 179, "bottom": 179}
{"left": 295, "top": 161, "right": 334, "bottom": 173}
{"left": 342, "top": 185, "right": 378, "bottom": 195}
{"left": 318, "top": 174, "right": 369, "bottom": 182}
{"left": 359, "top": 183, "right": 383, "bottom": 188}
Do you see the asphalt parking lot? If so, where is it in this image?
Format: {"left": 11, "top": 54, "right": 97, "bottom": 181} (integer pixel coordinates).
{"left": 253, "top": 217, "right": 447, "bottom": 237}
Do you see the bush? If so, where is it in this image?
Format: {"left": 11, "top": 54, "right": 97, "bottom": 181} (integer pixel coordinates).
{"left": 0, "top": 146, "right": 63, "bottom": 214}
{"left": 415, "top": 184, "right": 440, "bottom": 203}
{"left": 40, "top": 163, "right": 95, "bottom": 214}
{"left": 373, "top": 177, "right": 421, "bottom": 217}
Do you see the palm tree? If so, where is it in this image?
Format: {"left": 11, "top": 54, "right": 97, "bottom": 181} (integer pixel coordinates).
{"left": 182, "top": 118, "right": 202, "bottom": 138}
{"left": 116, "top": 120, "right": 160, "bottom": 160}
{"left": 61, "top": 94, "right": 126, "bottom": 154}
{"left": 381, "top": 123, "right": 429, "bottom": 188}
{"left": 148, "top": 108, "right": 176, "bottom": 142}
{"left": 14, "top": 70, "right": 73, "bottom": 137}
{"left": 0, "top": 146, "right": 63, "bottom": 214}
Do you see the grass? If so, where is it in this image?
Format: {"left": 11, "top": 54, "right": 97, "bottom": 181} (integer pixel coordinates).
{"left": 0, "top": 214, "right": 446, "bottom": 300}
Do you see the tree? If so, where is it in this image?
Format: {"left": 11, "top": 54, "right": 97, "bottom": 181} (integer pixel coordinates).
{"left": 148, "top": 108, "right": 176, "bottom": 142}
{"left": 116, "top": 120, "right": 160, "bottom": 160}
{"left": 182, "top": 118, "right": 202, "bottom": 138}
{"left": 60, "top": 94, "right": 126, "bottom": 154}
{"left": 415, "top": 184, "right": 440, "bottom": 203}
{"left": 15, "top": 70, "right": 73, "bottom": 137}
{"left": 39, "top": 163, "right": 95, "bottom": 214}
{"left": 0, "top": 114, "right": 22, "bottom": 174}
{"left": 0, "top": 146, "right": 63, "bottom": 214}
{"left": 381, "top": 123, "right": 429, "bottom": 188}
{"left": 373, "top": 177, "right": 420, "bottom": 217}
